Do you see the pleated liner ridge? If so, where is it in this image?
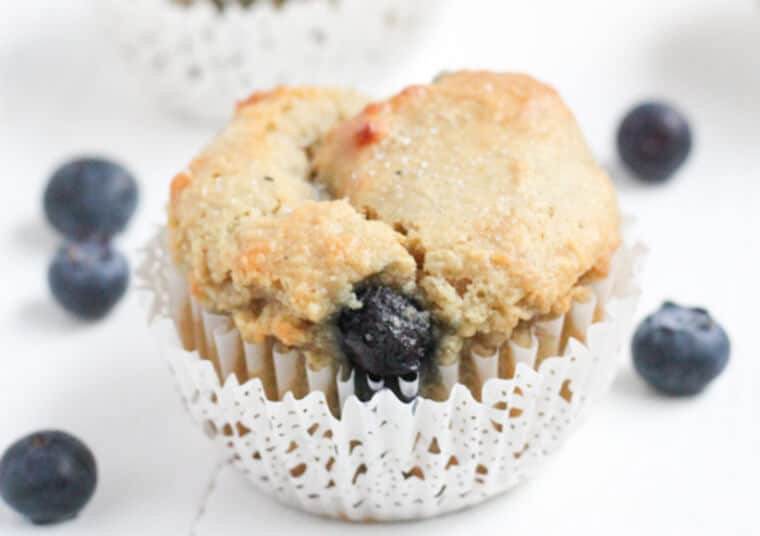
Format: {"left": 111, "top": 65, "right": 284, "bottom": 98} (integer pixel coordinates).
{"left": 137, "top": 226, "right": 644, "bottom": 522}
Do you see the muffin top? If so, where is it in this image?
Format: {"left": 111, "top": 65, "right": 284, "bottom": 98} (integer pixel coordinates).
{"left": 169, "top": 72, "right": 620, "bottom": 368}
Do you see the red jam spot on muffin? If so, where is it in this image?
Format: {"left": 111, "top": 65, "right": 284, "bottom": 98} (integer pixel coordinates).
{"left": 170, "top": 172, "right": 191, "bottom": 202}
{"left": 354, "top": 121, "right": 382, "bottom": 148}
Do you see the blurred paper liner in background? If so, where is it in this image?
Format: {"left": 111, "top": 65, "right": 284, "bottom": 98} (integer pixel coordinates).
{"left": 97, "top": 0, "right": 446, "bottom": 122}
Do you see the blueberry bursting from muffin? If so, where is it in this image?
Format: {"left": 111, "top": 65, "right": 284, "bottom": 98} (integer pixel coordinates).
{"left": 168, "top": 75, "right": 622, "bottom": 409}
{"left": 338, "top": 285, "right": 435, "bottom": 403}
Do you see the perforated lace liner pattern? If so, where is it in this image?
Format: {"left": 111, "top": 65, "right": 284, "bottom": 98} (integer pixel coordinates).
{"left": 138, "top": 230, "right": 643, "bottom": 522}
{"left": 157, "top": 73, "right": 634, "bottom": 520}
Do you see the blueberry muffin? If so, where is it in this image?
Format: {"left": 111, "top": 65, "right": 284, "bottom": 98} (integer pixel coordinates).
{"left": 168, "top": 72, "right": 620, "bottom": 407}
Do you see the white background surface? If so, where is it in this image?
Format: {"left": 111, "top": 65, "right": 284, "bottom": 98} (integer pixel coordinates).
{"left": 1, "top": 0, "right": 758, "bottom": 534}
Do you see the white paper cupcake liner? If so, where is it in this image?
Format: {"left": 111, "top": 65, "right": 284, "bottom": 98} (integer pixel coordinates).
{"left": 97, "top": 0, "right": 446, "bottom": 122}
{"left": 136, "top": 227, "right": 644, "bottom": 522}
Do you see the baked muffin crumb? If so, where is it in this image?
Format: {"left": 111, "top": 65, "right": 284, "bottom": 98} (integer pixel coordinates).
{"left": 168, "top": 72, "right": 621, "bottom": 391}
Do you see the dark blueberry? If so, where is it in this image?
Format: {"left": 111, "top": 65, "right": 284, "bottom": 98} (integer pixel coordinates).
{"left": 617, "top": 102, "right": 692, "bottom": 183}
{"left": 48, "top": 241, "right": 129, "bottom": 320}
{"left": 44, "top": 157, "right": 138, "bottom": 239}
{"left": 0, "top": 431, "right": 97, "bottom": 525}
{"left": 632, "top": 302, "right": 730, "bottom": 396}
{"left": 354, "top": 368, "right": 386, "bottom": 403}
{"left": 338, "top": 285, "right": 434, "bottom": 377}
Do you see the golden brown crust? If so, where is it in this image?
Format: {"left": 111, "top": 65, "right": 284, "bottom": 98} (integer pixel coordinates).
{"left": 314, "top": 71, "right": 620, "bottom": 361}
{"left": 169, "top": 87, "right": 419, "bottom": 369}
{"left": 230, "top": 200, "right": 416, "bottom": 350}
{"left": 169, "top": 86, "right": 371, "bottom": 301}
{"left": 168, "top": 73, "right": 621, "bottom": 371}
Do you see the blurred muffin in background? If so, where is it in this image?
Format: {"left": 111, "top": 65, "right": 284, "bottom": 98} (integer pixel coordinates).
{"left": 98, "top": 0, "right": 445, "bottom": 122}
